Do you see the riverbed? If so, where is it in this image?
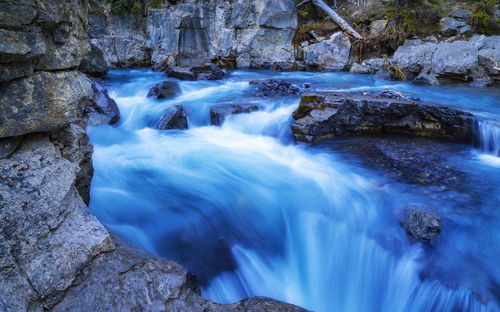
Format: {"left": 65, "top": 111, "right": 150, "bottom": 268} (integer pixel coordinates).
{"left": 88, "top": 69, "right": 500, "bottom": 311}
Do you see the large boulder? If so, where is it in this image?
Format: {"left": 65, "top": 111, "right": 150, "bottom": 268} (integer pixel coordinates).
{"left": 392, "top": 39, "right": 437, "bottom": 74}
{"left": 84, "top": 79, "right": 120, "bottom": 126}
{"left": 210, "top": 104, "right": 259, "bottom": 126}
{"left": 304, "top": 32, "right": 351, "bottom": 71}
{"left": 402, "top": 207, "right": 441, "bottom": 242}
{"left": 147, "top": 81, "right": 181, "bottom": 99}
{"left": 156, "top": 105, "right": 188, "bottom": 130}
{"left": 167, "top": 65, "right": 228, "bottom": 81}
{"left": 431, "top": 41, "right": 479, "bottom": 78}
{"left": 291, "top": 92, "right": 475, "bottom": 143}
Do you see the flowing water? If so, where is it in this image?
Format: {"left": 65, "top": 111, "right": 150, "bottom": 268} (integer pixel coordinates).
{"left": 88, "top": 69, "right": 500, "bottom": 311}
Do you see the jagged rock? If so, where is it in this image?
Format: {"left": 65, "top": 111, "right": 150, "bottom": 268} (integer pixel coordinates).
{"left": 0, "top": 134, "right": 114, "bottom": 310}
{"left": 476, "top": 36, "right": 500, "bottom": 78}
{"left": 210, "top": 104, "right": 259, "bottom": 126}
{"left": 440, "top": 17, "right": 469, "bottom": 37}
{"left": 0, "top": 70, "right": 92, "bottom": 138}
{"left": 156, "top": 105, "right": 188, "bottom": 130}
{"left": 402, "top": 207, "right": 441, "bottom": 242}
{"left": 392, "top": 39, "right": 437, "bottom": 74}
{"left": 432, "top": 41, "right": 478, "bottom": 78}
{"left": 50, "top": 123, "right": 94, "bottom": 205}
{"left": 250, "top": 79, "right": 300, "bottom": 96}
{"left": 89, "top": 0, "right": 297, "bottom": 69}
{"left": 370, "top": 20, "right": 388, "bottom": 37}
{"left": 452, "top": 10, "right": 473, "bottom": 20}
{"left": 147, "top": 81, "right": 181, "bottom": 99}
{"left": 291, "top": 92, "right": 474, "bottom": 143}
{"left": 84, "top": 79, "right": 120, "bottom": 126}
{"left": 304, "top": 32, "right": 351, "bottom": 71}
{"left": 79, "top": 42, "right": 109, "bottom": 77}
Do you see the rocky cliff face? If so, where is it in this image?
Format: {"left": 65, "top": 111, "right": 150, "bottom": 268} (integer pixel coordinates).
{"left": 0, "top": 1, "right": 306, "bottom": 311}
{"left": 87, "top": 0, "right": 298, "bottom": 69}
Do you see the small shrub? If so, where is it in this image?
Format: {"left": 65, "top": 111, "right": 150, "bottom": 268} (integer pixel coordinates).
{"left": 131, "top": 3, "right": 142, "bottom": 19}
{"left": 146, "top": 0, "right": 164, "bottom": 9}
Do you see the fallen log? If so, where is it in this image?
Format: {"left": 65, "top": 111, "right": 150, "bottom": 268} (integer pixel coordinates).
{"left": 297, "top": 0, "right": 363, "bottom": 40}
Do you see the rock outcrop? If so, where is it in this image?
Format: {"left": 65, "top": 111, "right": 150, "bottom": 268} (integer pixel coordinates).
{"left": 353, "top": 35, "right": 500, "bottom": 85}
{"left": 291, "top": 92, "right": 475, "bottom": 143}
{"left": 167, "top": 64, "right": 229, "bottom": 81}
{"left": 156, "top": 105, "right": 189, "bottom": 130}
{"left": 210, "top": 104, "right": 259, "bottom": 126}
{"left": 88, "top": 0, "right": 298, "bottom": 69}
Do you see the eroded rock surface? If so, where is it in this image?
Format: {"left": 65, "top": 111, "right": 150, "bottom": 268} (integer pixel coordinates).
{"left": 88, "top": 0, "right": 297, "bottom": 69}
{"left": 402, "top": 207, "right": 441, "bottom": 242}
{"left": 147, "top": 81, "right": 182, "bottom": 99}
{"left": 84, "top": 79, "right": 120, "bottom": 126}
{"left": 291, "top": 92, "right": 475, "bottom": 143}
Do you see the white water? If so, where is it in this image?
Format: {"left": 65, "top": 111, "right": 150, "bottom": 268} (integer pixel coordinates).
{"left": 89, "top": 69, "right": 500, "bottom": 311}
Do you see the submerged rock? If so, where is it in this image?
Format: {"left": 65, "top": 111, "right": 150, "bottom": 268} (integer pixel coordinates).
{"left": 157, "top": 105, "right": 188, "bottom": 130}
{"left": 84, "top": 79, "right": 120, "bottom": 126}
{"left": 402, "top": 207, "right": 441, "bottom": 242}
{"left": 250, "top": 79, "right": 300, "bottom": 96}
{"left": 291, "top": 92, "right": 475, "bottom": 143}
{"left": 147, "top": 81, "right": 181, "bottom": 99}
{"left": 210, "top": 104, "right": 259, "bottom": 126}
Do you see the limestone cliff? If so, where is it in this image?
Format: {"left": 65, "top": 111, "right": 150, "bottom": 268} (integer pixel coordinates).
{"left": 87, "top": 0, "right": 298, "bottom": 69}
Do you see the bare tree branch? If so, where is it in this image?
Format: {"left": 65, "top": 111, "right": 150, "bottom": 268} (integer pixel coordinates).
{"left": 297, "top": 0, "right": 363, "bottom": 40}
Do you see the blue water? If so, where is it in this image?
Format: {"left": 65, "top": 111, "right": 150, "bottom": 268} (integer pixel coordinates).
{"left": 89, "top": 69, "right": 500, "bottom": 311}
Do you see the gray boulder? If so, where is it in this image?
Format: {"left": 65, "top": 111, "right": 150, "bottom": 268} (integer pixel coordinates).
{"left": 431, "top": 41, "right": 478, "bottom": 78}
{"left": 210, "top": 104, "right": 259, "bottom": 126}
{"left": 392, "top": 39, "right": 437, "bottom": 74}
{"left": 291, "top": 92, "right": 474, "bottom": 143}
{"left": 402, "top": 207, "right": 441, "bottom": 242}
{"left": 304, "top": 32, "right": 351, "bottom": 71}
{"left": 250, "top": 79, "right": 300, "bottom": 96}
{"left": 167, "top": 67, "right": 197, "bottom": 81}
{"left": 369, "top": 19, "right": 388, "bottom": 37}
{"left": 84, "top": 79, "right": 120, "bottom": 126}
{"left": 452, "top": 10, "right": 473, "bottom": 20}
{"left": 147, "top": 81, "right": 181, "bottom": 99}
{"left": 156, "top": 105, "right": 188, "bottom": 130}
{"left": 79, "top": 42, "right": 109, "bottom": 77}
{"left": 440, "top": 17, "right": 469, "bottom": 37}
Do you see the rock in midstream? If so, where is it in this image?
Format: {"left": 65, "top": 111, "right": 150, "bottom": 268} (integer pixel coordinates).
{"left": 147, "top": 81, "right": 181, "bottom": 99}
{"left": 156, "top": 105, "right": 188, "bottom": 130}
{"left": 210, "top": 104, "right": 259, "bottom": 126}
{"left": 291, "top": 92, "right": 475, "bottom": 144}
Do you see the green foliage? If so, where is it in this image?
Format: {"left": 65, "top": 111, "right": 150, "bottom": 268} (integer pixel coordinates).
{"left": 107, "top": 0, "right": 129, "bottom": 15}
{"left": 146, "top": 0, "right": 164, "bottom": 9}
{"left": 131, "top": 3, "right": 142, "bottom": 19}
{"left": 292, "top": 20, "right": 339, "bottom": 44}
{"left": 471, "top": 0, "right": 499, "bottom": 34}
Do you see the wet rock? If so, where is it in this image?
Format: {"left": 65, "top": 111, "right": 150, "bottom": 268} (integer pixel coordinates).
{"left": 210, "top": 104, "right": 259, "bottom": 126}
{"left": 350, "top": 63, "right": 371, "bottom": 74}
{"left": 156, "top": 105, "right": 188, "bottom": 130}
{"left": 250, "top": 79, "right": 300, "bottom": 96}
{"left": 402, "top": 207, "right": 441, "bottom": 242}
{"left": 84, "top": 79, "right": 120, "bottom": 126}
{"left": 392, "top": 39, "right": 437, "bottom": 74}
{"left": 191, "top": 64, "right": 229, "bottom": 80}
{"left": 304, "top": 32, "right": 351, "bottom": 71}
{"left": 147, "top": 81, "right": 181, "bottom": 99}
{"left": 432, "top": 41, "right": 478, "bottom": 78}
{"left": 166, "top": 67, "right": 197, "bottom": 81}
{"left": 79, "top": 42, "right": 109, "bottom": 77}
{"left": 291, "top": 92, "right": 474, "bottom": 144}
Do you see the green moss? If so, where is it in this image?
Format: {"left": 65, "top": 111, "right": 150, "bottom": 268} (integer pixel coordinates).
{"left": 131, "top": 3, "right": 142, "bottom": 19}
{"left": 107, "top": 0, "right": 129, "bottom": 15}
{"left": 471, "top": 0, "right": 500, "bottom": 35}
{"left": 146, "top": 0, "right": 163, "bottom": 9}
{"left": 292, "top": 20, "right": 339, "bottom": 45}
{"left": 293, "top": 104, "right": 313, "bottom": 120}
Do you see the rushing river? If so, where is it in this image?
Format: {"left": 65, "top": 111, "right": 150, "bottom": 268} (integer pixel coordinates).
{"left": 88, "top": 69, "right": 500, "bottom": 311}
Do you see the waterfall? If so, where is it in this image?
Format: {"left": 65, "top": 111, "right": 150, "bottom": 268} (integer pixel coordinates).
{"left": 475, "top": 119, "right": 500, "bottom": 157}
